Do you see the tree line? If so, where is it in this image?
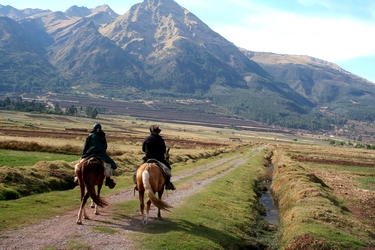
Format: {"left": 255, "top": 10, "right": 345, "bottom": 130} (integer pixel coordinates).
{"left": 329, "top": 138, "right": 375, "bottom": 150}
{"left": 0, "top": 97, "right": 100, "bottom": 118}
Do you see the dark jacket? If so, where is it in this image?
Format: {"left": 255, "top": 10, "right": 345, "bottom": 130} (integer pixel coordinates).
{"left": 142, "top": 133, "right": 170, "bottom": 169}
{"left": 82, "top": 129, "right": 117, "bottom": 169}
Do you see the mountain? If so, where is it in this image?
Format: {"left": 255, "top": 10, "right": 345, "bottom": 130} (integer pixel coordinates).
{"left": 1, "top": 0, "right": 375, "bottom": 131}
{"left": 0, "top": 5, "right": 27, "bottom": 20}
{"left": 99, "top": 0, "right": 270, "bottom": 92}
{"left": 97, "top": 0, "right": 317, "bottom": 127}
{"left": 64, "top": 5, "right": 92, "bottom": 17}
{"left": 64, "top": 4, "right": 119, "bottom": 27}
{"left": 45, "top": 18, "right": 149, "bottom": 93}
{"left": 241, "top": 50, "right": 375, "bottom": 121}
{"left": 0, "top": 5, "right": 51, "bottom": 20}
{"left": 0, "top": 17, "right": 66, "bottom": 93}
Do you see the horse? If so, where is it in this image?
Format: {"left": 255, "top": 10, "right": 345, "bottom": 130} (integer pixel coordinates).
{"left": 75, "top": 157, "right": 108, "bottom": 225}
{"left": 136, "top": 148, "right": 173, "bottom": 224}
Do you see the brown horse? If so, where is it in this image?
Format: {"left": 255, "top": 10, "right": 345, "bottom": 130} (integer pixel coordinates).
{"left": 75, "top": 157, "right": 108, "bottom": 225}
{"left": 136, "top": 148, "right": 173, "bottom": 224}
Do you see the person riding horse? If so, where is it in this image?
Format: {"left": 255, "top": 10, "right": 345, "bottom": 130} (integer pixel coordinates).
{"left": 134, "top": 125, "right": 175, "bottom": 191}
{"left": 79, "top": 123, "right": 116, "bottom": 189}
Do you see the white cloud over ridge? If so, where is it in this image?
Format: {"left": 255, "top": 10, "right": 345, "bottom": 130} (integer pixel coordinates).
{"left": 210, "top": 5, "right": 375, "bottom": 63}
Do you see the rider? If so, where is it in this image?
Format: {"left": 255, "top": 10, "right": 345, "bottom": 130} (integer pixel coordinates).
{"left": 134, "top": 125, "right": 175, "bottom": 191}
{"left": 79, "top": 123, "right": 116, "bottom": 189}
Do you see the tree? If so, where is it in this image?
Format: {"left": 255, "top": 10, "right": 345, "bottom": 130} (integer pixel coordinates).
{"left": 65, "top": 105, "right": 78, "bottom": 116}
{"left": 54, "top": 102, "right": 62, "bottom": 113}
{"left": 4, "top": 97, "right": 11, "bottom": 107}
{"left": 85, "top": 106, "right": 98, "bottom": 118}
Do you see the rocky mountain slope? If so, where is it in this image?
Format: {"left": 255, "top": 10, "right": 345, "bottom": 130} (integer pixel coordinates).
{"left": 242, "top": 50, "right": 375, "bottom": 120}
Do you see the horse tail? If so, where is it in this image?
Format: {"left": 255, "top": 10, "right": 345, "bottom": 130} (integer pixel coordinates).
{"left": 142, "top": 169, "right": 172, "bottom": 211}
{"left": 82, "top": 165, "right": 108, "bottom": 208}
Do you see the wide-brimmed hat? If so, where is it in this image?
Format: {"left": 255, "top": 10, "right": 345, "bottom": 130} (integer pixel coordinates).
{"left": 150, "top": 125, "right": 161, "bottom": 134}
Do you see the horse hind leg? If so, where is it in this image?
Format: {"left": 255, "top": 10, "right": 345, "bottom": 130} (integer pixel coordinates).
{"left": 145, "top": 198, "right": 152, "bottom": 225}
{"left": 139, "top": 191, "right": 146, "bottom": 224}
{"left": 77, "top": 193, "right": 90, "bottom": 224}
{"left": 77, "top": 207, "right": 84, "bottom": 225}
{"left": 90, "top": 198, "right": 99, "bottom": 215}
{"left": 157, "top": 191, "right": 163, "bottom": 219}
{"left": 89, "top": 199, "right": 99, "bottom": 215}
{"left": 94, "top": 204, "right": 99, "bottom": 215}
{"left": 93, "top": 183, "right": 103, "bottom": 215}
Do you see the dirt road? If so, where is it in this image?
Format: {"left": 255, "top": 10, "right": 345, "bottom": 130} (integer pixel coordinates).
{"left": 0, "top": 152, "right": 253, "bottom": 250}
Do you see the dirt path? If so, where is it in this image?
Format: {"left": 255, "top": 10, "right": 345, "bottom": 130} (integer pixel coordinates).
{"left": 0, "top": 151, "right": 255, "bottom": 250}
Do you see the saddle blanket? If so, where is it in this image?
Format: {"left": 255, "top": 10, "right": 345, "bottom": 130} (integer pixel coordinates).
{"left": 146, "top": 159, "right": 171, "bottom": 177}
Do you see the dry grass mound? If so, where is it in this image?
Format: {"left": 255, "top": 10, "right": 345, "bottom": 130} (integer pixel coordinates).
{"left": 0, "top": 140, "right": 81, "bottom": 155}
{"left": 271, "top": 149, "right": 371, "bottom": 249}
{"left": 0, "top": 161, "right": 76, "bottom": 200}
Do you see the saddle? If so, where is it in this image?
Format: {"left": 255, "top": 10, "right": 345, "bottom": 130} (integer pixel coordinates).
{"left": 145, "top": 159, "right": 171, "bottom": 177}
{"left": 75, "top": 157, "right": 104, "bottom": 172}
{"left": 82, "top": 156, "right": 102, "bottom": 165}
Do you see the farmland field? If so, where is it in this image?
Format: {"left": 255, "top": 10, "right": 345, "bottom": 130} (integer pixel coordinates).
{"left": 0, "top": 110, "right": 374, "bottom": 249}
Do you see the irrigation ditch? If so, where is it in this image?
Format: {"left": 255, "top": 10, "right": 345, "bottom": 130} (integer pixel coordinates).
{"left": 257, "top": 149, "right": 279, "bottom": 228}
{"left": 259, "top": 163, "right": 279, "bottom": 227}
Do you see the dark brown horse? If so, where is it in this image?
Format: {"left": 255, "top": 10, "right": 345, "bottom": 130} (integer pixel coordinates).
{"left": 136, "top": 148, "right": 172, "bottom": 224}
{"left": 75, "top": 157, "right": 108, "bottom": 225}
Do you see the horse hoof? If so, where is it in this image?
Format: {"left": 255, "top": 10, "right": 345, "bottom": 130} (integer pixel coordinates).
{"left": 95, "top": 212, "right": 99, "bottom": 215}
{"left": 76, "top": 221, "right": 82, "bottom": 225}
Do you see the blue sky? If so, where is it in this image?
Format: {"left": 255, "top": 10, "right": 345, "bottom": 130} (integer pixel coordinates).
{"left": 2, "top": 0, "right": 375, "bottom": 83}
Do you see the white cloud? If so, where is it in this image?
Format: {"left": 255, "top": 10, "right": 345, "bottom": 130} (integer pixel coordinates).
{"left": 212, "top": 9, "right": 375, "bottom": 62}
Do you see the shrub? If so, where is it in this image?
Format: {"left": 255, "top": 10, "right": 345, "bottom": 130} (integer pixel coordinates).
{"left": 0, "top": 185, "right": 21, "bottom": 200}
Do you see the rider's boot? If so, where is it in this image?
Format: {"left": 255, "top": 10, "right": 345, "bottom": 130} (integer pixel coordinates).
{"left": 105, "top": 177, "right": 116, "bottom": 189}
{"left": 165, "top": 176, "right": 176, "bottom": 190}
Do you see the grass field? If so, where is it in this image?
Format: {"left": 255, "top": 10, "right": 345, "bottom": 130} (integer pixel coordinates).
{"left": 0, "top": 149, "right": 79, "bottom": 167}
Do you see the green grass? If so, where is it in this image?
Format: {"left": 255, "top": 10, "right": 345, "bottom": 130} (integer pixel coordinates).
{"left": 324, "top": 165, "right": 375, "bottom": 175}
{"left": 0, "top": 149, "right": 79, "bottom": 167}
{"left": 355, "top": 176, "right": 375, "bottom": 191}
{"left": 113, "top": 147, "right": 277, "bottom": 250}
{"left": 0, "top": 173, "right": 134, "bottom": 232}
{"left": 66, "top": 240, "right": 90, "bottom": 250}
{"left": 91, "top": 226, "right": 118, "bottom": 234}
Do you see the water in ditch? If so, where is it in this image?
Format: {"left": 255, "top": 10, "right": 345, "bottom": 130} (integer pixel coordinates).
{"left": 260, "top": 164, "right": 279, "bottom": 226}
{"left": 260, "top": 182, "right": 279, "bottom": 226}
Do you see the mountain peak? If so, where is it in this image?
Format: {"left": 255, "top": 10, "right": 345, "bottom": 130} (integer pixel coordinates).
{"left": 92, "top": 4, "right": 118, "bottom": 14}
{"left": 0, "top": 5, "right": 25, "bottom": 20}
{"left": 64, "top": 5, "right": 91, "bottom": 17}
